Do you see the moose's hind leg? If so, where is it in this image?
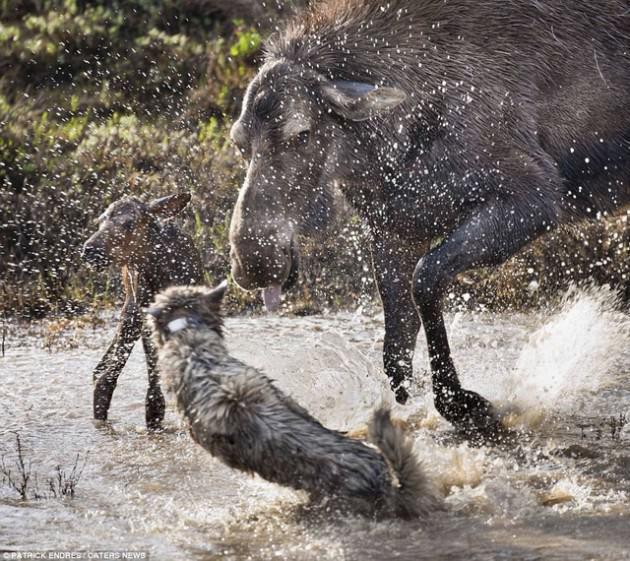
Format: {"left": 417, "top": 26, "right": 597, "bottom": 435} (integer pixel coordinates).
{"left": 93, "top": 337, "right": 136, "bottom": 421}
{"left": 412, "top": 195, "right": 559, "bottom": 435}
{"left": 93, "top": 308, "right": 142, "bottom": 421}
{"left": 142, "top": 330, "right": 165, "bottom": 431}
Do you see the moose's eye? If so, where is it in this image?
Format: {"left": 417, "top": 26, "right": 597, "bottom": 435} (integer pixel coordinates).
{"left": 120, "top": 219, "right": 134, "bottom": 232}
{"left": 296, "top": 130, "right": 310, "bottom": 146}
{"left": 230, "top": 122, "right": 251, "bottom": 160}
{"left": 235, "top": 141, "right": 249, "bottom": 159}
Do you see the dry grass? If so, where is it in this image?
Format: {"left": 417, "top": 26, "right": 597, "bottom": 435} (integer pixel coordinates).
{"left": 0, "top": 432, "right": 88, "bottom": 500}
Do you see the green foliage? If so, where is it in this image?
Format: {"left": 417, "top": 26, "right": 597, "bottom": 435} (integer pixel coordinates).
{"left": 229, "top": 24, "right": 261, "bottom": 58}
{"left": 198, "top": 116, "right": 221, "bottom": 146}
{"left": 0, "top": 0, "right": 628, "bottom": 318}
{"left": 0, "top": 2, "right": 261, "bottom": 317}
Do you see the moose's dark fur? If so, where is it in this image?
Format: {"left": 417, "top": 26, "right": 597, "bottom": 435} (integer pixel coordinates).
{"left": 228, "top": 0, "right": 630, "bottom": 433}
{"left": 82, "top": 193, "right": 204, "bottom": 429}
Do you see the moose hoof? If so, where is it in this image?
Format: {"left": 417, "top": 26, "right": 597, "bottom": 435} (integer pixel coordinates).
{"left": 435, "top": 387, "right": 502, "bottom": 436}
{"left": 93, "top": 405, "right": 108, "bottom": 421}
{"left": 146, "top": 412, "right": 164, "bottom": 432}
{"left": 146, "top": 390, "right": 166, "bottom": 431}
{"left": 394, "top": 384, "right": 410, "bottom": 405}
{"left": 146, "top": 420, "right": 163, "bottom": 432}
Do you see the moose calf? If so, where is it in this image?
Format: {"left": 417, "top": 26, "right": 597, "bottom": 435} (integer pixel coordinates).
{"left": 82, "top": 193, "right": 204, "bottom": 429}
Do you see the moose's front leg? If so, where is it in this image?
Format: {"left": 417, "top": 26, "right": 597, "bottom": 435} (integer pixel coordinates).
{"left": 141, "top": 328, "right": 165, "bottom": 431}
{"left": 93, "top": 304, "right": 142, "bottom": 421}
{"left": 412, "top": 194, "right": 558, "bottom": 434}
{"left": 371, "top": 234, "right": 428, "bottom": 404}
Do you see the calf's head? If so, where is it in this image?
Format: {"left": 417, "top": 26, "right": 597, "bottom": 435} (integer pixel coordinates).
{"left": 228, "top": 60, "right": 405, "bottom": 308}
{"left": 81, "top": 193, "right": 192, "bottom": 270}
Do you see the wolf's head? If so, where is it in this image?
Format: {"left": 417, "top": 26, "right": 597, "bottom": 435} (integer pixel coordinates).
{"left": 146, "top": 282, "right": 228, "bottom": 346}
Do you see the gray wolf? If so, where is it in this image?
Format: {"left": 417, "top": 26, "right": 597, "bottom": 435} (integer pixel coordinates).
{"left": 147, "top": 283, "right": 441, "bottom": 518}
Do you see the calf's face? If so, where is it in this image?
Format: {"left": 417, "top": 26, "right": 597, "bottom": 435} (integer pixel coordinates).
{"left": 81, "top": 193, "right": 191, "bottom": 269}
{"left": 228, "top": 60, "right": 405, "bottom": 304}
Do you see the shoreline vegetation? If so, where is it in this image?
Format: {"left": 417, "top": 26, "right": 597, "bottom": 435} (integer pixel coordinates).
{"left": 1, "top": 0, "right": 628, "bottom": 319}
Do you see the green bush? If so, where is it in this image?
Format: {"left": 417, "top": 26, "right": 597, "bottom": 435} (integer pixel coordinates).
{"left": 0, "top": 0, "right": 628, "bottom": 318}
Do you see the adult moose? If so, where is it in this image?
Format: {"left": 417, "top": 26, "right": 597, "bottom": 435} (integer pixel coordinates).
{"left": 228, "top": 0, "right": 630, "bottom": 433}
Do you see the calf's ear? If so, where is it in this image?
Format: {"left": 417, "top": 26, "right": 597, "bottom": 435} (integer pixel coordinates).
{"left": 149, "top": 192, "right": 192, "bottom": 218}
{"left": 320, "top": 80, "right": 406, "bottom": 121}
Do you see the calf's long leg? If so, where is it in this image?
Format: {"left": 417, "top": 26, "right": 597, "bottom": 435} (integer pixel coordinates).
{"left": 141, "top": 328, "right": 165, "bottom": 430}
{"left": 93, "top": 306, "right": 142, "bottom": 421}
{"left": 412, "top": 194, "right": 558, "bottom": 433}
{"left": 371, "top": 234, "right": 428, "bottom": 403}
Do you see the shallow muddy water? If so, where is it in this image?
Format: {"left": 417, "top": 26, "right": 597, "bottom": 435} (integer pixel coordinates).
{"left": 1, "top": 288, "right": 629, "bottom": 560}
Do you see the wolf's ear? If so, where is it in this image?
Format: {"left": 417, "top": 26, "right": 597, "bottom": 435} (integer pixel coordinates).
{"left": 144, "top": 305, "right": 162, "bottom": 319}
{"left": 320, "top": 80, "right": 406, "bottom": 122}
{"left": 148, "top": 193, "right": 192, "bottom": 219}
{"left": 206, "top": 280, "right": 228, "bottom": 305}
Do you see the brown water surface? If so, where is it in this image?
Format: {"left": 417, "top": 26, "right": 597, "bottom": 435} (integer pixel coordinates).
{"left": 1, "top": 288, "right": 629, "bottom": 560}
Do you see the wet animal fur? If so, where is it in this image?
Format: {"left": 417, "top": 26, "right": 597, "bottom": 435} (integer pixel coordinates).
{"left": 148, "top": 284, "right": 441, "bottom": 519}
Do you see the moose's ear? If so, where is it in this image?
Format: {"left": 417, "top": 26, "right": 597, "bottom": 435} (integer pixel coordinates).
{"left": 148, "top": 193, "right": 192, "bottom": 219}
{"left": 320, "top": 80, "right": 406, "bottom": 122}
{"left": 206, "top": 280, "right": 228, "bottom": 305}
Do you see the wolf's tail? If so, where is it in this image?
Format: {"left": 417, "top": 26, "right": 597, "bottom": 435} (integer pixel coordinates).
{"left": 368, "top": 407, "right": 442, "bottom": 518}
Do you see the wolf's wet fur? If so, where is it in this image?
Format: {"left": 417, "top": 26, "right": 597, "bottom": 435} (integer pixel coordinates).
{"left": 147, "top": 283, "right": 442, "bottom": 519}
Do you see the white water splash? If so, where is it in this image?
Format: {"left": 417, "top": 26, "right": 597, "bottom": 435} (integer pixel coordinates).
{"left": 499, "top": 286, "right": 630, "bottom": 422}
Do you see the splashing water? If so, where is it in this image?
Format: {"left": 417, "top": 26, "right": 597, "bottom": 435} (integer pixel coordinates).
{"left": 495, "top": 286, "right": 630, "bottom": 427}
{"left": 1, "top": 303, "right": 629, "bottom": 560}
